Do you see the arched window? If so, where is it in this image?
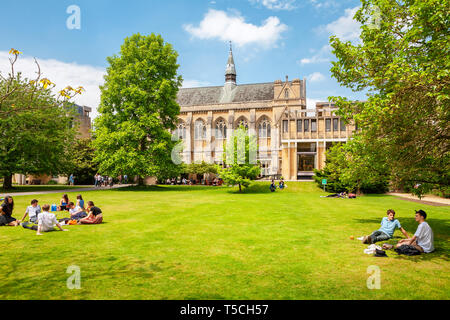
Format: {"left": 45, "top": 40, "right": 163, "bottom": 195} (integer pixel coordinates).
{"left": 258, "top": 118, "right": 271, "bottom": 138}
{"left": 194, "top": 119, "right": 206, "bottom": 140}
{"left": 215, "top": 119, "right": 227, "bottom": 139}
{"left": 175, "top": 122, "right": 186, "bottom": 140}
{"left": 236, "top": 118, "right": 248, "bottom": 130}
{"left": 285, "top": 89, "right": 289, "bottom": 99}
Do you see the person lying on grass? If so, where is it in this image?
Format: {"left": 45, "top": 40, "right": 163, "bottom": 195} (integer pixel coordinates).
{"left": 362, "top": 209, "right": 409, "bottom": 244}
{"left": 0, "top": 196, "right": 20, "bottom": 226}
{"left": 395, "top": 210, "right": 434, "bottom": 253}
{"left": 78, "top": 201, "right": 103, "bottom": 225}
{"left": 22, "top": 204, "right": 68, "bottom": 235}
{"left": 20, "top": 199, "right": 41, "bottom": 224}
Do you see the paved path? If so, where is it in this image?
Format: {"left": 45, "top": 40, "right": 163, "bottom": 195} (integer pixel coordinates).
{"left": 387, "top": 192, "right": 450, "bottom": 206}
{"left": 0, "top": 184, "right": 134, "bottom": 198}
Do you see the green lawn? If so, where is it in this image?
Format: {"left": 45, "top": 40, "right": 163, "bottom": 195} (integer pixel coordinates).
{"left": 0, "top": 182, "right": 448, "bottom": 300}
{"left": 1, "top": 185, "right": 90, "bottom": 194}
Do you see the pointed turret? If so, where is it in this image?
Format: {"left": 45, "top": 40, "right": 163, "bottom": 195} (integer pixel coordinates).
{"left": 225, "top": 41, "right": 236, "bottom": 84}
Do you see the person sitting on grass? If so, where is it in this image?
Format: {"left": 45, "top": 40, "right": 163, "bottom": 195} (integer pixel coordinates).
{"left": 69, "top": 202, "right": 87, "bottom": 220}
{"left": 76, "top": 194, "right": 85, "bottom": 210}
{"left": 58, "top": 194, "right": 70, "bottom": 211}
{"left": 395, "top": 210, "right": 434, "bottom": 254}
{"left": 78, "top": 201, "right": 103, "bottom": 225}
{"left": 22, "top": 204, "right": 68, "bottom": 235}
{"left": 279, "top": 179, "right": 285, "bottom": 190}
{"left": 270, "top": 179, "right": 277, "bottom": 192}
{"left": 0, "top": 196, "right": 20, "bottom": 227}
{"left": 362, "top": 209, "right": 409, "bottom": 244}
{"left": 20, "top": 199, "right": 41, "bottom": 224}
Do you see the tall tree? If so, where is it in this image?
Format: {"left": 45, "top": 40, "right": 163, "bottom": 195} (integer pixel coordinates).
{"left": 93, "top": 33, "right": 182, "bottom": 184}
{"left": 219, "top": 126, "right": 260, "bottom": 192}
{"left": 0, "top": 49, "right": 82, "bottom": 189}
{"left": 329, "top": 0, "right": 449, "bottom": 196}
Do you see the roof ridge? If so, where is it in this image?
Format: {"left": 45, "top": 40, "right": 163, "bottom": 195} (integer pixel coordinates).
{"left": 179, "top": 82, "right": 275, "bottom": 90}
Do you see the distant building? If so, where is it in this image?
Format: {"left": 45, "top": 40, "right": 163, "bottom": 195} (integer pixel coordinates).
{"left": 175, "top": 44, "right": 356, "bottom": 180}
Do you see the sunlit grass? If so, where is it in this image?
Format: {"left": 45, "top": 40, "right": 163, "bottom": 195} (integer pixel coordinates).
{"left": 0, "top": 182, "right": 448, "bottom": 300}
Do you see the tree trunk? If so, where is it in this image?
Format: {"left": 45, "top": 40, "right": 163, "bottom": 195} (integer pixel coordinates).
{"left": 239, "top": 183, "right": 242, "bottom": 192}
{"left": 3, "top": 174, "right": 13, "bottom": 190}
{"left": 137, "top": 175, "right": 144, "bottom": 186}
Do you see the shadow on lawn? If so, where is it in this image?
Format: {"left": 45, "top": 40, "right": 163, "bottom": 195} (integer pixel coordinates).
{"left": 355, "top": 217, "right": 450, "bottom": 262}
{"left": 114, "top": 185, "right": 219, "bottom": 192}
{"left": 226, "top": 183, "right": 272, "bottom": 194}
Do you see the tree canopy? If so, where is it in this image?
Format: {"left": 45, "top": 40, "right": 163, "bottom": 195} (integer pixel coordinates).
{"left": 0, "top": 49, "right": 81, "bottom": 189}
{"left": 93, "top": 33, "right": 183, "bottom": 184}
{"left": 329, "top": 0, "right": 449, "bottom": 196}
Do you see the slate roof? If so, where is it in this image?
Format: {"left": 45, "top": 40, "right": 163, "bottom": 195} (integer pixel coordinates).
{"left": 177, "top": 82, "right": 275, "bottom": 107}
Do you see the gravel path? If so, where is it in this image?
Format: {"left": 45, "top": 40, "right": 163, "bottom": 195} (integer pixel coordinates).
{"left": 387, "top": 192, "right": 450, "bottom": 207}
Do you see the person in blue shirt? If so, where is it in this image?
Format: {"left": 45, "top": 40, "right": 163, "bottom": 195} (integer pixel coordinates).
{"left": 362, "top": 209, "right": 409, "bottom": 244}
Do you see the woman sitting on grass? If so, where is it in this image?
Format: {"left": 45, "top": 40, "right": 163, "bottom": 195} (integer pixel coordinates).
{"left": 76, "top": 194, "right": 85, "bottom": 210}
{"left": 59, "top": 194, "right": 70, "bottom": 211}
{"left": 78, "top": 201, "right": 103, "bottom": 225}
{"left": 0, "top": 196, "right": 20, "bottom": 226}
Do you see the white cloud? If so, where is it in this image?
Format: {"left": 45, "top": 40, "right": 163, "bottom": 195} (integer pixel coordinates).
{"left": 307, "top": 72, "right": 325, "bottom": 82}
{"left": 183, "top": 9, "right": 288, "bottom": 48}
{"left": 0, "top": 51, "right": 105, "bottom": 119}
{"left": 250, "top": 0, "right": 296, "bottom": 10}
{"left": 324, "top": 6, "right": 361, "bottom": 42}
{"left": 182, "top": 79, "right": 211, "bottom": 88}
{"left": 309, "top": 0, "right": 339, "bottom": 10}
{"left": 298, "top": 44, "right": 331, "bottom": 65}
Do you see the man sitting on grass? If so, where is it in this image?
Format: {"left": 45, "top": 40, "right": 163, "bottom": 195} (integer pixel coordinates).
{"left": 362, "top": 209, "right": 409, "bottom": 244}
{"left": 68, "top": 202, "right": 87, "bottom": 220}
{"left": 20, "top": 199, "right": 41, "bottom": 224}
{"left": 22, "top": 204, "right": 68, "bottom": 235}
{"left": 395, "top": 210, "right": 434, "bottom": 254}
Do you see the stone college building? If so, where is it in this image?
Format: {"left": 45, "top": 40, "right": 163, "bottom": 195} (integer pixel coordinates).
{"left": 175, "top": 45, "right": 356, "bottom": 180}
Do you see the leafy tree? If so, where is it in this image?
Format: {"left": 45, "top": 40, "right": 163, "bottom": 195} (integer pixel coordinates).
{"left": 93, "top": 33, "right": 182, "bottom": 184}
{"left": 314, "top": 140, "right": 389, "bottom": 194}
{"left": 0, "top": 49, "right": 82, "bottom": 189}
{"left": 219, "top": 126, "right": 260, "bottom": 192}
{"left": 183, "top": 162, "right": 218, "bottom": 175}
{"left": 67, "top": 139, "right": 98, "bottom": 185}
{"left": 329, "top": 0, "right": 449, "bottom": 197}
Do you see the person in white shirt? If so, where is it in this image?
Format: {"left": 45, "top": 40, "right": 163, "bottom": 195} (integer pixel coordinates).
{"left": 396, "top": 210, "right": 434, "bottom": 253}
{"left": 20, "top": 199, "right": 41, "bottom": 224}
{"left": 22, "top": 204, "right": 68, "bottom": 235}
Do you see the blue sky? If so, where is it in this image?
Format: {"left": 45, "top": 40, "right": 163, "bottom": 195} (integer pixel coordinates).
{"left": 0, "top": 0, "right": 366, "bottom": 117}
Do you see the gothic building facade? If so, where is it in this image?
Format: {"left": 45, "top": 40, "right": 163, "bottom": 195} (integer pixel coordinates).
{"left": 176, "top": 46, "right": 356, "bottom": 180}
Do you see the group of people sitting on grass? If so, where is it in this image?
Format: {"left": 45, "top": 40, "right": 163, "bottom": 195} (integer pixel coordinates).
{"left": 0, "top": 194, "right": 103, "bottom": 235}
{"left": 270, "top": 179, "right": 286, "bottom": 192}
{"left": 361, "top": 209, "right": 434, "bottom": 255}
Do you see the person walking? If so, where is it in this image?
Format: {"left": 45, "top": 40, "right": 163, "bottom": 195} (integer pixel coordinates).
{"left": 69, "top": 174, "right": 75, "bottom": 186}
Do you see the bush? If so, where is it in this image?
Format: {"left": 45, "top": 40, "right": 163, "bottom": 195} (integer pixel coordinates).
{"left": 46, "top": 180, "right": 58, "bottom": 185}
{"left": 314, "top": 142, "right": 389, "bottom": 194}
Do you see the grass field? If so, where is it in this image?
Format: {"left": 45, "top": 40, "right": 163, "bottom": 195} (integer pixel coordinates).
{"left": 0, "top": 182, "right": 448, "bottom": 300}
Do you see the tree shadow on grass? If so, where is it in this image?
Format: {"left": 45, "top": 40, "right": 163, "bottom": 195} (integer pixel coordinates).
{"left": 114, "top": 185, "right": 219, "bottom": 193}
{"left": 391, "top": 247, "right": 450, "bottom": 262}
{"left": 226, "top": 183, "right": 272, "bottom": 194}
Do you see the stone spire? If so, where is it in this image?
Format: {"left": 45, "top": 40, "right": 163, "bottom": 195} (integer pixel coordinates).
{"left": 225, "top": 41, "right": 236, "bottom": 84}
